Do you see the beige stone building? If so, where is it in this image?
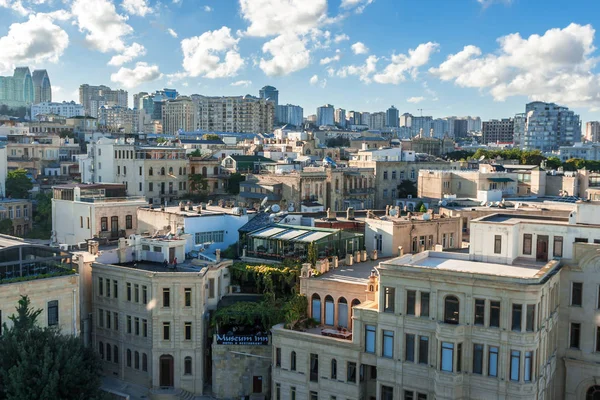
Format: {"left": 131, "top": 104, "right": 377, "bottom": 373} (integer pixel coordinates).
{"left": 0, "top": 198, "right": 33, "bottom": 237}
{"left": 189, "top": 156, "right": 229, "bottom": 195}
{"left": 195, "top": 95, "right": 274, "bottom": 134}
{"left": 162, "top": 96, "right": 198, "bottom": 134}
{"left": 7, "top": 132, "right": 80, "bottom": 176}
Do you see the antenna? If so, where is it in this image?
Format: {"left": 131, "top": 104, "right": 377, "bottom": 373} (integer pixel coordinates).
{"left": 417, "top": 108, "right": 423, "bottom": 117}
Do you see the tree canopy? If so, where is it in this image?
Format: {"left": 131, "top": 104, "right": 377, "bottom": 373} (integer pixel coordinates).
{"left": 5, "top": 169, "right": 32, "bottom": 199}
{"left": 202, "top": 134, "right": 220, "bottom": 140}
{"left": 397, "top": 180, "right": 417, "bottom": 198}
{"left": 227, "top": 173, "right": 245, "bottom": 195}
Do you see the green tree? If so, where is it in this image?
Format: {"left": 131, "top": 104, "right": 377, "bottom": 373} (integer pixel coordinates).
{"left": 396, "top": 180, "right": 417, "bottom": 198}
{"left": 415, "top": 201, "right": 424, "bottom": 212}
{"left": 189, "top": 149, "right": 202, "bottom": 157}
{"left": 202, "top": 134, "right": 220, "bottom": 140}
{"left": 227, "top": 173, "right": 246, "bottom": 195}
{"left": 0, "top": 296, "right": 104, "bottom": 400}
{"left": 5, "top": 169, "right": 32, "bottom": 199}
{"left": 520, "top": 150, "right": 545, "bottom": 166}
{"left": 545, "top": 156, "right": 563, "bottom": 170}
{"left": 307, "top": 242, "right": 318, "bottom": 267}
{"left": 419, "top": 203, "right": 428, "bottom": 213}
{"left": 189, "top": 174, "right": 208, "bottom": 193}
{"left": 325, "top": 137, "right": 350, "bottom": 147}
{"left": 0, "top": 219, "right": 12, "bottom": 235}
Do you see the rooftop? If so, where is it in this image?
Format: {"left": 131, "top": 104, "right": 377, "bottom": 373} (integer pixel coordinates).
{"left": 141, "top": 204, "right": 256, "bottom": 217}
{"left": 104, "top": 261, "right": 210, "bottom": 274}
{"left": 478, "top": 214, "right": 570, "bottom": 225}
{"left": 315, "top": 258, "right": 381, "bottom": 284}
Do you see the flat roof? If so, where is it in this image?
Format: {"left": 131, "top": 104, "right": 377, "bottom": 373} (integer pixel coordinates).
{"left": 477, "top": 213, "right": 569, "bottom": 225}
{"left": 141, "top": 205, "right": 256, "bottom": 217}
{"left": 0, "top": 235, "right": 26, "bottom": 248}
{"left": 98, "top": 261, "right": 209, "bottom": 274}
{"left": 315, "top": 259, "right": 380, "bottom": 285}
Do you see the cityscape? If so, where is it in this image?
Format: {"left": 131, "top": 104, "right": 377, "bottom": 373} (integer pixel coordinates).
{"left": 1, "top": 1, "right": 600, "bottom": 400}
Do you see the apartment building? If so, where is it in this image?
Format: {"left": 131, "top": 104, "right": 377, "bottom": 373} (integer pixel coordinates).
{"left": 98, "top": 106, "right": 139, "bottom": 134}
{"left": 162, "top": 96, "right": 198, "bottom": 134}
{"left": 196, "top": 95, "right": 274, "bottom": 133}
{"left": 7, "top": 132, "right": 80, "bottom": 176}
{"left": 0, "top": 199, "right": 33, "bottom": 237}
{"left": 31, "top": 101, "right": 85, "bottom": 120}
{"left": 514, "top": 102, "right": 581, "bottom": 151}
{"left": 79, "top": 84, "right": 128, "bottom": 117}
{"left": 189, "top": 156, "right": 229, "bottom": 195}
{"left": 482, "top": 118, "right": 514, "bottom": 144}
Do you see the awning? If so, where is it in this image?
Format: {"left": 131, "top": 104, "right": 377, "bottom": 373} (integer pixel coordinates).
{"left": 487, "top": 177, "right": 514, "bottom": 182}
{"left": 251, "top": 227, "right": 287, "bottom": 238}
{"left": 294, "top": 231, "right": 333, "bottom": 243}
{"left": 272, "top": 229, "right": 307, "bottom": 241}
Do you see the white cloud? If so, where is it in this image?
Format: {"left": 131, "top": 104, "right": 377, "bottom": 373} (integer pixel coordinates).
{"left": 259, "top": 33, "right": 310, "bottom": 76}
{"left": 374, "top": 41, "right": 439, "bottom": 84}
{"left": 181, "top": 26, "right": 244, "bottom": 78}
{"left": 340, "top": 0, "right": 373, "bottom": 14}
{"left": 110, "top": 62, "right": 162, "bottom": 88}
{"left": 0, "top": 12, "right": 69, "bottom": 74}
{"left": 231, "top": 80, "right": 252, "bottom": 87}
{"left": 0, "top": 0, "right": 30, "bottom": 15}
{"left": 336, "top": 55, "right": 378, "bottom": 83}
{"left": 122, "top": 0, "right": 152, "bottom": 16}
{"left": 477, "top": 0, "right": 512, "bottom": 8}
{"left": 309, "top": 75, "right": 319, "bottom": 85}
{"left": 334, "top": 33, "right": 349, "bottom": 43}
{"left": 320, "top": 49, "right": 341, "bottom": 65}
{"left": 239, "top": 0, "right": 327, "bottom": 37}
{"left": 407, "top": 96, "right": 425, "bottom": 104}
{"left": 167, "top": 28, "right": 178, "bottom": 38}
{"left": 429, "top": 23, "right": 600, "bottom": 108}
{"left": 203, "top": 5, "right": 212, "bottom": 12}
{"left": 108, "top": 42, "right": 146, "bottom": 66}
{"left": 351, "top": 42, "right": 369, "bottom": 55}
{"left": 72, "top": 0, "right": 133, "bottom": 53}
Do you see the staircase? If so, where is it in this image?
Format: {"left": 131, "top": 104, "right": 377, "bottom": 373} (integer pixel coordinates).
{"left": 175, "top": 388, "right": 195, "bottom": 400}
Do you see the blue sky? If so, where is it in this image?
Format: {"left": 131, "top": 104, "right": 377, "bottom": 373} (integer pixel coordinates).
{"left": 1, "top": 0, "right": 600, "bottom": 123}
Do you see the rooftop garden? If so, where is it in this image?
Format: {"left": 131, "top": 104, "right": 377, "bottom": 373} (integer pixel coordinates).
{"left": 0, "top": 265, "right": 76, "bottom": 285}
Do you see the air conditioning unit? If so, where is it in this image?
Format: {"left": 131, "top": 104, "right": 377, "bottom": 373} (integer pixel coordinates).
{"left": 407, "top": 194, "right": 413, "bottom": 199}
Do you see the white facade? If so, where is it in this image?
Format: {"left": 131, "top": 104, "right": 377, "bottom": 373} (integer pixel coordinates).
{"left": 31, "top": 101, "right": 84, "bottom": 120}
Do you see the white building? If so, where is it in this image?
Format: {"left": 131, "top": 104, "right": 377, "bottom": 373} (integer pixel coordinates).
{"left": 559, "top": 142, "right": 600, "bottom": 161}
{"left": 31, "top": 101, "right": 85, "bottom": 120}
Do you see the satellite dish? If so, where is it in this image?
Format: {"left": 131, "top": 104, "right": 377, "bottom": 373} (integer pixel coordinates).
{"left": 260, "top": 197, "right": 268, "bottom": 208}
{"left": 288, "top": 205, "right": 295, "bottom": 212}
{"left": 389, "top": 209, "right": 397, "bottom": 216}
{"left": 486, "top": 202, "right": 493, "bottom": 207}
{"left": 422, "top": 213, "right": 431, "bottom": 221}
{"left": 478, "top": 155, "right": 485, "bottom": 161}
{"left": 438, "top": 200, "right": 443, "bottom": 206}
{"left": 441, "top": 200, "right": 447, "bottom": 207}
{"left": 480, "top": 201, "right": 487, "bottom": 206}
{"left": 271, "top": 204, "right": 281, "bottom": 213}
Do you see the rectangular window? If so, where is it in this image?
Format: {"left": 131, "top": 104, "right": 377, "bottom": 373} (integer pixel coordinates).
{"left": 572, "top": 282, "right": 583, "bottom": 306}
{"left": 126, "top": 215, "right": 133, "bottom": 229}
{"left": 405, "top": 334, "right": 415, "bottom": 362}
{"left": 149, "top": 182, "right": 153, "bottom": 192}
{"left": 99, "top": 277, "right": 104, "bottom": 296}
{"left": 127, "top": 283, "right": 131, "bottom": 301}
{"left": 382, "top": 330, "right": 394, "bottom": 358}
{"left": 275, "top": 347, "right": 281, "bottom": 367}
{"left": 570, "top": 322, "right": 581, "bottom": 349}
{"left": 441, "top": 342, "right": 454, "bottom": 372}
{"left": 404, "top": 391, "right": 414, "bottom": 400}
{"left": 510, "top": 350, "right": 520, "bottom": 381}
{"left": 163, "top": 322, "right": 170, "bottom": 340}
{"left": 575, "top": 237, "right": 588, "bottom": 243}
{"left": 420, "top": 292, "right": 430, "bottom": 317}
{"left": 105, "top": 310, "right": 111, "bottom": 329}
{"left": 98, "top": 309, "right": 104, "bottom": 328}
{"left": 553, "top": 236, "right": 563, "bottom": 257}
{"left": 185, "top": 288, "right": 192, "bottom": 307}
{"left": 127, "top": 315, "right": 131, "bottom": 333}
{"left": 101, "top": 217, "right": 108, "bottom": 231}
{"left": 418, "top": 336, "right": 429, "bottom": 365}
{"left": 163, "top": 288, "right": 170, "bottom": 307}
{"left": 526, "top": 305, "right": 535, "bottom": 332}
{"left": 472, "top": 344, "right": 483, "bottom": 374}
{"left": 347, "top": 362, "right": 357, "bottom": 383}
{"left": 113, "top": 312, "right": 119, "bottom": 331}
{"left": 381, "top": 386, "right": 393, "bottom": 400}
{"left": 310, "top": 354, "right": 319, "bottom": 382}
{"left": 185, "top": 322, "right": 192, "bottom": 340}
{"left": 310, "top": 392, "right": 318, "bottom": 400}
{"left": 523, "top": 234, "right": 532, "bottom": 255}
{"left": 143, "top": 319, "right": 147, "bottom": 337}
{"left": 142, "top": 286, "right": 147, "bottom": 304}
{"left": 113, "top": 280, "right": 118, "bottom": 298}
{"left": 134, "top": 284, "right": 139, "bottom": 303}
{"left": 384, "top": 287, "right": 395, "bottom": 313}
{"left": 106, "top": 279, "right": 111, "bottom": 297}
{"left": 195, "top": 231, "right": 225, "bottom": 244}
{"left": 417, "top": 394, "right": 427, "bottom": 400}
{"left": 474, "top": 299, "right": 485, "bottom": 326}
{"left": 365, "top": 325, "right": 376, "bottom": 353}
{"left": 512, "top": 304, "right": 522, "bottom": 331}
{"left": 47, "top": 300, "right": 58, "bottom": 326}
{"left": 488, "top": 346, "right": 499, "bottom": 377}
{"left": 494, "top": 235, "right": 502, "bottom": 254}
{"left": 490, "top": 301, "right": 500, "bottom": 328}
{"left": 135, "top": 317, "right": 139, "bottom": 335}
{"left": 275, "top": 384, "right": 281, "bottom": 400}
{"left": 457, "top": 343, "right": 462, "bottom": 372}
{"left": 406, "top": 290, "right": 416, "bottom": 315}
{"left": 524, "top": 351, "right": 533, "bottom": 382}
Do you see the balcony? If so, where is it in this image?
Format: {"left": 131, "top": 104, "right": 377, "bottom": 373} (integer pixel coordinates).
{"left": 344, "top": 188, "right": 375, "bottom": 195}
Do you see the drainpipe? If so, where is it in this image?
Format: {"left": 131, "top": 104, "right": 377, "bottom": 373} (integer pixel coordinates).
{"left": 72, "top": 288, "right": 78, "bottom": 336}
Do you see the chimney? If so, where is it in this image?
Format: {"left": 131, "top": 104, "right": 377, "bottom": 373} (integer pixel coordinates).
{"left": 326, "top": 208, "right": 336, "bottom": 221}
{"left": 179, "top": 201, "right": 185, "bottom": 211}
{"left": 161, "top": 204, "right": 165, "bottom": 211}
{"left": 361, "top": 142, "right": 368, "bottom": 150}
{"left": 346, "top": 207, "right": 355, "bottom": 220}
{"left": 187, "top": 201, "right": 193, "bottom": 211}
{"left": 87, "top": 240, "right": 99, "bottom": 256}
{"left": 197, "top": 206, "right": 202, "bottom": 215}
{"left": 385, "top": 205, "right": 390, "bottom": 216}
{"left": 215, "top": 249, "right": 221, "bottom": 263}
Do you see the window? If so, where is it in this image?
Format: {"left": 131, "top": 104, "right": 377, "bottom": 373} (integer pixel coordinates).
{"left": 127, "top": 316, "right": 131, "bottom": 333}
{"left": 510, "top": 350, "right": 520, "bottom": 381}
{"left": 440, "top": 342, "right": 454, "bottom": 372}
{"left": 490, "top": 301, "right": 500, "bottom": 328}
{"left": 597, "top": 327, "right": 600, "bottom": 352}
{"left": 404, "top": 391, "right": 414, "bottom": 400}
{"left": 290, "top": 351, "right": 296, "bottom": 371}
{"left": 135, "top": 317, "right": 139, "bottom": 335}
{"left": 383, "top": 171, "right": 388, "bottom": 180}
{"left": 383, "top": 189, "right": 388, "bottom": 198}
{"left": 114, "top": 312, "right": 119, "bottom": 331}
{"left": 275, "top": 384, "right": 281, "bottom": 400}
{"left": 101, "top": 217, "right": 108, "bottom": 231}
{"left": 310, "top": 353, "right": 319, "bottom": 382}
{"left": 417, "top": 395, "right": 427, "bottom": 400}
{"left": 382, "top": 330, "right": 394, "bottom": 358}
{"left": 444, "top": 295, "right": 459, "bottom": 324}
{"left": 526, "top": 305, "right": 535, "bottom": 332}
{"left": 420, "top": 292, "right": 430, "bottom": 317}
{"left": 553, "top": 236, "right": 563, "bottom": 257}
{"left": 381, "top": 385, "right": 393, "bottom": 400}
{"left": 143, "top": 319, "right": 147, "bottom": 337}
{"left": 99, "top": 342, "right": 104, "bottom": 359}
{"left": 134, "top": 284, "right": 139, "bottom": 303}
{"left": 80, "top": 216, "right": 83, "bottom": 228}
{"left": 139, "top": 166, "right": 142, "bottom": 176}
{"left": 418, "top": 336, "right": 428, "bottom": 365}
{"left": 309, "top": 391, "right": 318, "bottom": 400}
{"left": 311, "top": 294, "right": 321, "bottom": 323}
{"left": 457, "top": 343, "right": 462, "bottom": 372}
{"left": 472, "top": 344, "right": 483, "bottom": 374}
{"left": 135, "top": 351, "right": 140, "bottom": 369}
{"left": 195, "top": 231, "right": 225, "bottom": 244}
{"left": 113, "top": 345, "right": 119, "bottom": 364}
{"left": 523, "top": 234, "right": 532, "bottom": 255}
{"left": 127, "top": 283, "right": 131, "bottom": 301}
{"left": 488, "top": 346, "right": 499, "bottom": 377}
{"left": 163, "top": 322, "right": 171, "bottom": 340}
{"left": 106, "top": 344, "right": 112, "bottom": 362}
{"left": 275, "top": 347, "right": 281, "bottom": 367}
{"left": 99, "top": 277, "right": 104, "bottom": 296}
{"left": 524, "top": 351, "right": 533, "bottom": 382}
{"left": 126, "top": 215, "right": 133, "bottom": 229}
{"left": 47, "top": 300, "right": 58, "bottom": 326}
{"left": 347, "top": 362, "right": 357, "bottom": 383}
{"left": 184, "top": 357, "right": 192, "bottom": 375}
{"left": 114, "top": 280, "right": 118, "bottom": 298}
{"left": 106, "top": 279, "right": 111, "bottom": 297}
{"left": 142, "top": 286, "right": 147, "bottom": 304}
{"left": 512, "top": 304, "right": 522, "bottom": 331}
{"left": 383, "top": 287, "right": 395, "bottom": 313}
{"left": 185, "top": 322, "right": 192, "bottom": 340}
{"left": 142, "top": 353, "right": 148, "bottom": 372}
{"left": 331, "top": 359, "right": 337, "bottom": 379}
{"left": 185, "top": 288, "right": 192, "bottom": 307}
{"left": 572, "top": 282, "right": 583, "bottom": 306}
{"left": 126, "top": 349, "right": 131, "bottom": 367}
{"left": 149, "top": 182, "right": 153, "bottom": 192}
{"left": 575, "top": 237, "right": 588, "bottom": 243}
{"left": 290, "top": 387, "right": 296, "bottom": 400}
{"left": 474, "top": 299, "right": 485, "bottom": 326}
{"left": 405, "top": 333, "right": 415, "bottom": 362}
{"left": 570, "top": 322, "right": 581, "bottom": 349}
{"left": 494, "top": 235, "right": 501, "bottom": 254}
{"left": 208, "top": 278, "right": 216, "bottom": 299}
{"left": 163, "top": 288, "right": 170, "bottom": 307}
{"left": 406, "top": 290, "right": 416, "bottom": 315}
{"left": 365, "top": 325, "right": 376, "bottom": 353}
{"left": 325, "top": 296, "right": 334, "bottom": 325}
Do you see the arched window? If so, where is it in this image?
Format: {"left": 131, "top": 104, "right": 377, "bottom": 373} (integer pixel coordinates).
{"left": 184, "top": 356, "right": 192, "bottom": 375}
{"left": 191, "top": 166, "right": 196, "bottom": 174}
{"left": 444, "top": 295, "right": 460, "bottom": 324}
{"left": 106, "top": 343, "right": 112, "bottom": 362}
{"left": 168, "top": 167, "right": 173, "bottom": 175}
{"left": 161, "top": 167, "right": 165, "bottom": 176}
{"left": 142, "top": 353, "right": 148, "bottom": 372}
{"left": 311, "top": 294, "right": 321, "bottom": 323}
{"left": 587, "top": 386, "right": 600, "bottom": 400}
{"left": 127, "top": 349, "right": 132, "bottom": 367}
{"left": 214, "top": 182, "right": 218, "bottom": 189}
{"left": 149, "top": 167, "right": 153, "bottom": 176}
{"left": 335, "top": 179, "right": 339, "bottom": 191}
{"left": 290, "top": 351, "right": 296, "bottom": 371}
{"left": 324, "top": 295, "right": 334, "bottom": 325}
{"left": 135, "top": 351, "right": 140, "bottom": 369}
{"left": 350, "top": 299, "right": 361, "bottom": 328}
{"left": 331, "top": 359, "right": 337, "bottom": 379}
{"left": 99, "top": 341, "right": 104, "bottom": 359}
{"left": 113, "top": 345, "right": 119, "bottom": 364}
{"left": 337, "top": 298, "right": 348, "bottom": 328}
{"left": 214, "top": 167, "right": 219, "bottom": 176}
{"left": 202, "top": 167, "right": 207, "bottom": 177}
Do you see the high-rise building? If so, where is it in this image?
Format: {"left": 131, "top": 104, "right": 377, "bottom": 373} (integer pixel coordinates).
{"left": 411, "top": 116, "right": 433, "bottom": 137}
{"left": 317, "top": 104, "right": 335, "bottom": 127}
{"left": 453, "top": 119, "right": 469, "bottom": 141}
{"left": 386, "top": 106, "right": 399, "bottom": 127}
{"left": 399, "top": 112, "right": 412, "bottom": 127}
{"left": 276, "top": 104, "right": 303, "bottom": 126}
{"left": 585, "top": 121, "right": 600, "bottom": 142}
{"left": 482, "top": 118, "right": 515, "bottom": 144}
{"left": 98, "top": 106, "right": 139, "bottom": 134}
{"left": 347, "top": 111, "right": 361, "bottom": 126}
{"left": 259, "top": 85, "right": 279, "bottom": 107}
{"left": 369, "top": 112, "right": 386, "bottom": 130}
{"left": 31, "top": 101, "right": 85, "bottom": 120}
{"left": 361, "top": 112, "right": 371, "bottom": 127}
{"left": 0, "top": 67, "right": 34, "bottom": 107}
{"left": 334, "top": 108, "right": 346, "bottom": 128}
{"left": 133, "top": 92, "right": 148, "bottom": 110}
{"left": 32, "top": 70, "right": 52, "bottom": 104}
{"left": 196, "top": 95, "right": 274, "bottom": 133}
{"left": 431, "top": 118, "right": 449, "bottom": 138}
{"left": 466, "top": 116, "right": 482, "bottom": 132}
{"left": 162, "top": 96, "right": 198, "bottom": 134}
{"left": 515, "top": 101, "right": 581, "bottom": 151}
{"left": 79, "top": 84, "right": 128, "bottom": 116}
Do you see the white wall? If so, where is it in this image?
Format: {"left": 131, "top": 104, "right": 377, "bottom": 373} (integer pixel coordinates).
{"left": 365, "top": 219, "right": 395, "bottom": 257}
{"left": 52, "top": 199, "right": 92, "bottom": 245}
{"left": 0, "top": 146, "right": 7, "bottom": 197}
{"left": 183, "top": 214, "right": 250, "bottom": 252}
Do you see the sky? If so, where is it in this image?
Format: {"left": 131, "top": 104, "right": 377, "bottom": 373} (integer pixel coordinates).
{"left": 1, "top": 0, "right": 600, "bottom": 124}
